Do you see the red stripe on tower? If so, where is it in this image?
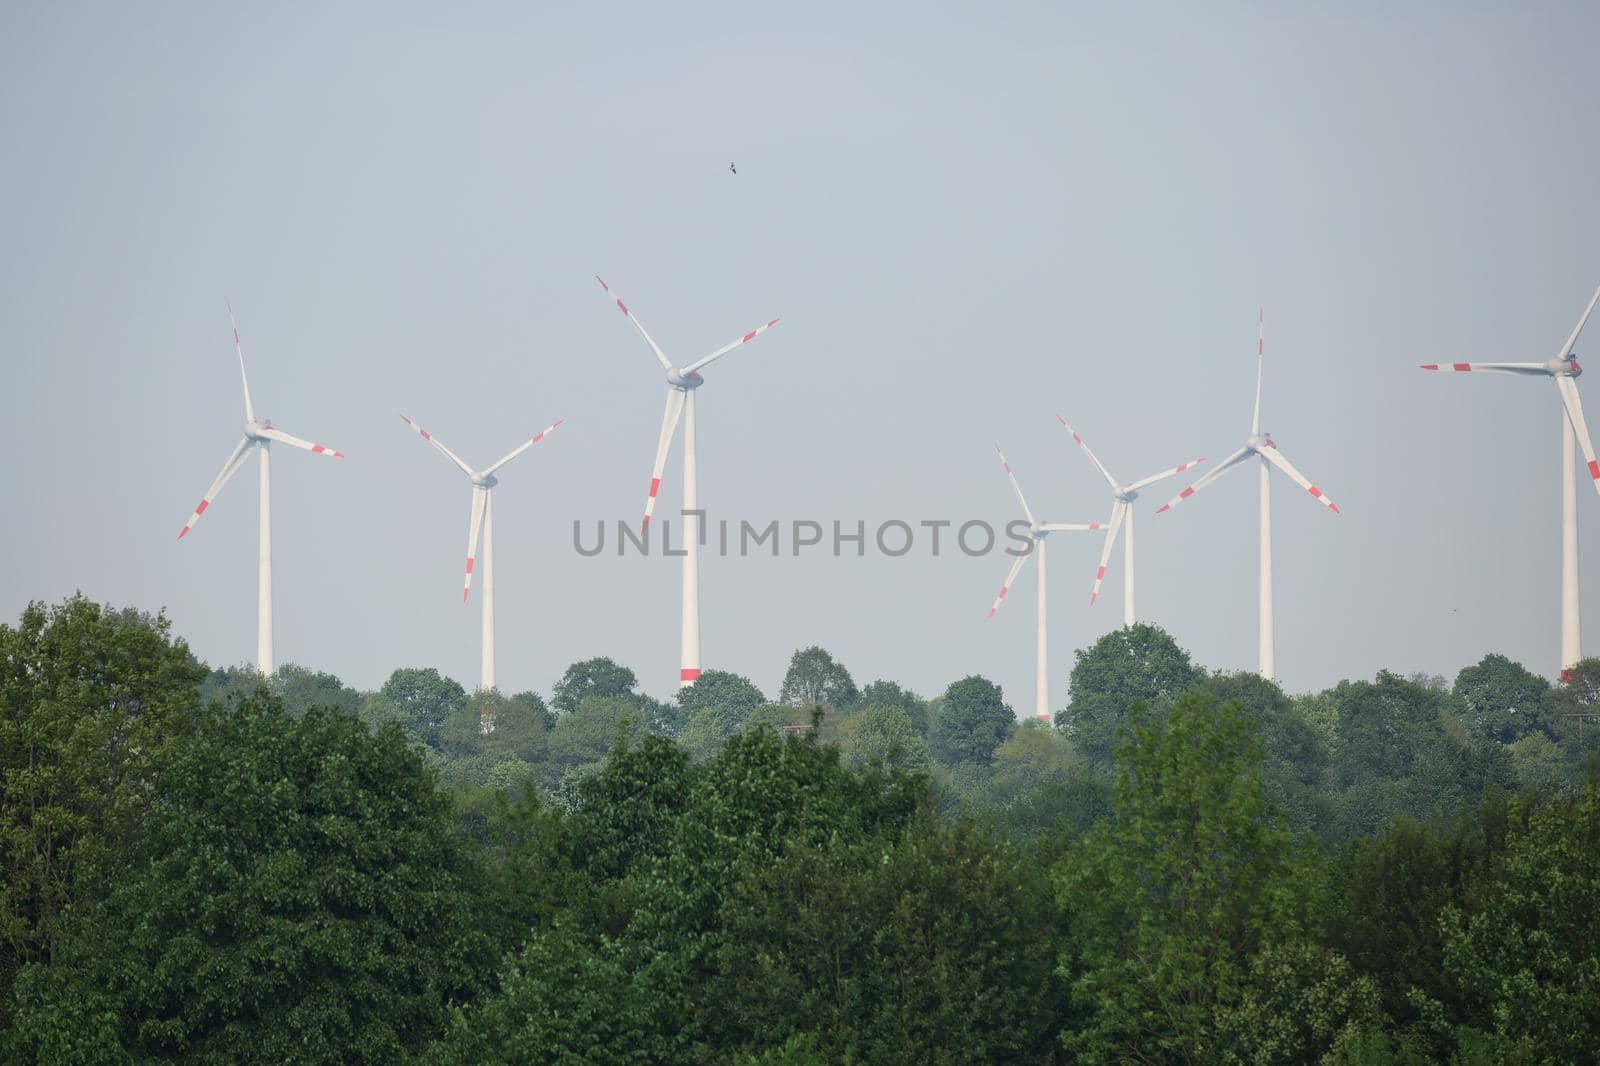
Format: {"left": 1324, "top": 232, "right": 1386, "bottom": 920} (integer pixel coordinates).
{"left": 680, "top": 668, "right": 701, "bottom": 682}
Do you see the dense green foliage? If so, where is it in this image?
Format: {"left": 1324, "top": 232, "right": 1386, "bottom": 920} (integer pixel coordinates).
{"left": 6, "top": 595, "right": 1600, "bottom": 1062}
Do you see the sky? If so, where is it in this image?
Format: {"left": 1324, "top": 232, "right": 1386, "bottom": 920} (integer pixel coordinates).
{"left": 3, "top": 2, "right": 1598, "bottom": 710}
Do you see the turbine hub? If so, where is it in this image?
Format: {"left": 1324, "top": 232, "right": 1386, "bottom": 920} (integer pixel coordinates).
{"left": 666, "top": 368, "right": 705, "bottom": 389}
{"left": 245, "top": 419, "right": 269, "bottom": 440}
{"left": 471, "top": 472, "right": 499, "bottom": 489}
{"left": 1247, "top": 433, "right": 1273, "bottom": 452}
{"left": 1115, "top": 486, "right": 1138, "bottom": 503}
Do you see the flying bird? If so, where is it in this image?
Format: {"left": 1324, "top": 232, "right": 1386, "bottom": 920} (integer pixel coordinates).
{"left": 729, "top": 162, "right": 737, "bottom": 175}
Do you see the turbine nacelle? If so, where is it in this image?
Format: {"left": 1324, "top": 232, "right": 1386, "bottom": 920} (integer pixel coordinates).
{"left": 1114, "top": 485, "right": 1139, "bottom": 503}
{"left": 1247, "top": 433, "right": 1276, "bottom": 453}
{"left": 1553, "top": 356, "right": 1582, "bottom": 378}
{"left": 471, "top": 471, "right": 500, "bottom": 489}
{"left": 666, "top": 368, "right": 706, "bottom": 390}
{"left": 244, "top": 419, "right": 274, "bottom": 440}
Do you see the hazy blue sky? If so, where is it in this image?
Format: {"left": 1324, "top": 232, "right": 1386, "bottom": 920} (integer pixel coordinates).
{"left": 3, "top": 2, "right": 1598, "bottom": 709}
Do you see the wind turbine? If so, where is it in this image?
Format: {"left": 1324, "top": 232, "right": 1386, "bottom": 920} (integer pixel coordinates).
{"left": 177, "top": 301, "right": 344, "bottom": 675}
{"left": 1420, "top": 285, "right": 1600, "bottom": 680}
{"left": 987, "top": 444, "right": 1104, "bottom": 722}
{"left": 596, "top": 276, "right": 780, "bottom": 687}
{"left": 1054, "top": 416, "right": 1206, "bottom": 624}
{"left": 1154, "top": 312, "right": 1341, "bottom": 680}
{"left": 398, "top": 413, "right": 563, "bottom": 693}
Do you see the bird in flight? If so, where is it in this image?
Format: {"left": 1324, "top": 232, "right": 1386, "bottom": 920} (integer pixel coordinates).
{"left": 729, "top": 162, "right": 737, "bottom": 175}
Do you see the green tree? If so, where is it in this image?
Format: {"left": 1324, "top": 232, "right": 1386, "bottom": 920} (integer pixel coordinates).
{"left": 840, "top": 703, "right": 930, "bottom": 772}
{"left": 1437, "top": 774, "right": 1600, "bottom": 1060}
{"left": 973, "top": 723, "right": 1111, "bottom": 842}
{"left": 0, "top": 596, "right": 205, "bottom": 1022}
{"left": 6, "top": 697, "right": 493, "bottom": 1063}
{"left": 438, "top": 689, "right": 549, "bottom": 764}
{"left": 1062, "top": 622, "right": 1199, "bottom": 761}
{"left": 1197, "top": 670, "right": 1331, "bottom": 834}
{"left": 777, "top": 645, "right": 859, "bottom": 710}
{"left": 677, "top": 670, "right": 766, "bottom": 734}
{"left": 380, "top": 667, "right": 467, "bottom": 749}
{"left": 857, "top": 679, "right": 929, "bottom": 735}
{"left": 1055, "top": 693, "right": 1341, "bottom": 1061}
{"left": 928, "top": 675, "right": 1014, "bottom": 766}
{"left": 1453, "top": 653, "right": 1552, "bottom": 744}
{"left": 273, "top": 662, "right": 360, "bottom": 718}
{"left": 551, "top": 657, "right": 639, "bottom": 716}
{"left": 198, "top": 663, "right": 270, "bottom": 708}
{"left": 544, "top": 694, "right": 647, "bottom": 782}
{"left": 704, "top": 816, "right": 1064, "bottom": 1062}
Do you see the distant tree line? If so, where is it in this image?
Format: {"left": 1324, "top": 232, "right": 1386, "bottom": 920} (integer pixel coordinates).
{"left": 4, "top": 597, "right": 1600, "bottom": 1061}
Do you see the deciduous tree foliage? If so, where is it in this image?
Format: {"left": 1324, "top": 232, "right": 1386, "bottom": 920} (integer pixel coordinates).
{"left": 1453, "top": 653, "right": 1553, "bottom": 744}
{"left": 0, "top": 596, "right": 205, "bottom": 1023}
{"left": 7, "top": 696, "right": 493, "bottom": 1063}
{"left": 551, "top": 656, "right": 640, "bottom": 716}
{"left": 929, "top": 675, "right": 1013, "bottom": 766}
{"left": 1062, "top": 622, "right": 1200, "bottom": 760}
{"left": 383, "top": 667, "right": 469, "bottom": 747}
{"left": 1054, "top": 694, "right": 1364, "bottom": 1062}
{"left": 8, "top": 599, "right": 1600, "bottom": 1064}
{"left": 777, "top": 645, "right": 859, "bottom": 710}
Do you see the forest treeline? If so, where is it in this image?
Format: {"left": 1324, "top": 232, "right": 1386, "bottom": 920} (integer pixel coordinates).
{"left": 4, "top": 595, "right": 1600, "bottom": 1063}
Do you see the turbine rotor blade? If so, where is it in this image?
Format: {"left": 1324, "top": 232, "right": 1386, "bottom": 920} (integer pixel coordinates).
{"left": 1127, "top": 455, "right": 1208, "bottom": 493}
{"left": 1055, "top": 415, "right": 1118, "bottom": 489}
{"left": 226, "top": 299, "right": 255, "bottom": 424}
{"left": 399, "top": 414, "right": 475, "bottom": 477}
{"left": 596, "top": 276, "right": 672, "bottom": 371}
{"left": 1154, "top": 445, "right": 1253, "bottom": 514}
{"left": 484, "top": 418, "right": 564, "bottom": 476}
{"left": 258, "top": 426, "right": 344, "bottom": 458}
{"left": 987, "top": 549, "right": 1033, "bottom": 619}
{"left": 1555, "top": 375, "right": 1600, "bottom": 496}
{"left": 644, "top": 389, "right": 687, "bottom": 528}
{"left": 1088, "top": 500, "right": 1128, "bottom": 606}
{"left": 1259, "top": 444, "right": 1341, "bottom": 514}
{"left": 463, "top": 485, "right": 488, "bottom": 602}
{"left": 681, "top": 317, "right": 782, "bottom": 375}
{"left": 178, "top": 437, "right": 253, "bottom": 539}
{"left": 1557, "top": 284, "right": 1600, "bottom": 362}
{"left": 1038, "top": 521, "right": 1109, "bottom": 532}
{"left": 994, "top": 444, "right": 1036, "bottom": 526}
{"left": 1418, "top": 362, "right": 1551, "bottom": 376}
{"left": 1252, "top": 309, "right": 1264, "bottom": 436}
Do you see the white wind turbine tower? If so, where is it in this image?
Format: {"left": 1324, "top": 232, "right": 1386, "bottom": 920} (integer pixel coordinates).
{"left": 596, "top": 276, "right": 780, "bottom": 687}
{"left": 986, "top": 444, "right": 1104, "bottom": 722}
{"left": 1154, "top": 312, "right": 1341, "bottom": 681}
{"left": 398, "top": 413, "right": 564, "bottom": 693}
{"left": 1420, "top": 285, "right": 1600, "bottom": 680}
{"left": 177, "top": 301, "right": 344, "bottom": 675}
{"left": 1054, "top": 416, "right": 1206, "bottom": 624}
